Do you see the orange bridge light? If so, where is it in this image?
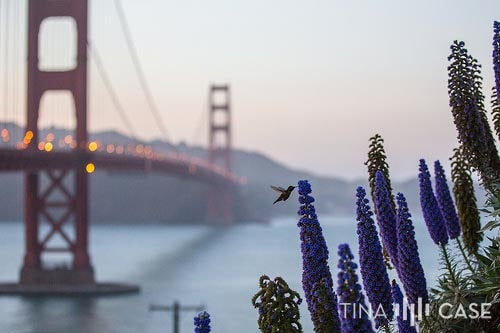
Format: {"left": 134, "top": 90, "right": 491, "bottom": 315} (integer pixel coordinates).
{"left": 44, "top": 142, "right": 53, "bottom": 152}
{"left": 88, "top": 141, "right": 98, "bottom": 152}
{"left": 85, "top": 163, "right": 95, "bottom": 174}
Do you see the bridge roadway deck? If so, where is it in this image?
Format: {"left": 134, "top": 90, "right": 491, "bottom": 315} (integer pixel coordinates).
{"left": 0, "top": 148, "right": 239, "bottom": 187}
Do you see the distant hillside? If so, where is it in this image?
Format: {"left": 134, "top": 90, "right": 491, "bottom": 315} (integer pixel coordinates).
{"left": 1, "top": 123, "right": 482, "bottom": 224}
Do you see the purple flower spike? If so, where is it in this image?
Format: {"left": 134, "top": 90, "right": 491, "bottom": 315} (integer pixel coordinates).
{"left": 194, "top": 311, "right": 211, "bottom": 333}
{"left": 434, "top": 160, "right": 461, "bottom": 239}
{"left": 373, "top": 171, "right": 399, "bottom": 269}
{"left": 337, "top": 243, "right": 374, "bottom": 333}
{"left": 418, "top": 159, "right": 448, "bottom": 245}
{"left": 356, "top": 186, "right": 394, "bottom": 329}
{"left": 396, "top": 192, "right": 429, "bottom": 307}
{"left": 297, "top": 180, "right": 341, "bottom": 332}
{"left": 493, "top": 21, "right": 500, "bottom": 141}
{"left": 494, "top": 21, "right": 500, "bottom": 102}
{"left": 391, "top": 280, "right": 417, "bottom": 333}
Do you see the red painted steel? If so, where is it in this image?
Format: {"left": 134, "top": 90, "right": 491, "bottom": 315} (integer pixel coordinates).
{"left": 207, "top": 85, "right": 233, "bottom": 224}
{"left": 2, "top": 0, "right": 241, "bottom": 287}
{"left": 21, "top": 0, "right": 94, "bottom": 284}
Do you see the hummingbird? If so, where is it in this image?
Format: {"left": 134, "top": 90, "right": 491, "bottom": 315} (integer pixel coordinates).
{"left": 270, "top": 185, "right": 296, "bottom": 204}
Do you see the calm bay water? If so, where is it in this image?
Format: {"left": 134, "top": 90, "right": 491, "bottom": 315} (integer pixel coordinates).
{"left": 0, "top": 216, "right": 440, "bottom": 333}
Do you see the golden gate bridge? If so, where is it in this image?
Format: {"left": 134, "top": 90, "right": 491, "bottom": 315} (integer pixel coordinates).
{"left": 0, "top": 0, "right": 243, "bottom": 294}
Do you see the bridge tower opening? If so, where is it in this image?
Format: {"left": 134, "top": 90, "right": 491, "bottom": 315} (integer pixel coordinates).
{"left": 21, "top": 0, "right": 94, "bottom": 285}
{"left": 207, "top": 84, "right": 233, "bottom": 224}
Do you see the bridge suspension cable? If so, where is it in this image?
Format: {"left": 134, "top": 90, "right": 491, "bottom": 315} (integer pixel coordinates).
{"left": 191, "top": 103, "right": 208, "bottom": 146}
{"left": 88, "top": 41, "right": 138, "bottom": 140}
{"left": 3, "top": 0, "right": 9, "bottom": 129}
{"left": 12, "top": 0, "right": 19, "bottom": 134}
{"left": 113, "top": 0, "right": 171, "bottom": 142}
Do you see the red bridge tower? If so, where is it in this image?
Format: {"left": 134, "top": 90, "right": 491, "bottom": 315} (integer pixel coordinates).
{"left": 207, "top": 84, "right": 233, "bottom": 224}
{"left": 21, "top": 0, "right": 93, "bottom": 284}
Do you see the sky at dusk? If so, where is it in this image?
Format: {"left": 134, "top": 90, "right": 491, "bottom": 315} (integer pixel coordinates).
{"left": 1, "top": 0, "right": 499, "bottom": 180}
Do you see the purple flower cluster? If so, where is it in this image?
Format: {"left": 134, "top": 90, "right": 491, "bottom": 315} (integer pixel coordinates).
{"left": 373, "top": 171, "right": 399, "bottom": 270}
{"left": 356, "top": 186, "right": 393, "bottom": 329}
{"left": 494, "top": 21, "right": 500, "bottom": 142}
{"left": 418, "top": 159, "right": 448, "bottom": 246}
{"left": 391, "top": 280, "right": 417, "bottom": 333}
{"left": 434, "top": 160, "right": 461, "bottom": 239}
{"left": 395, "top": 192, "right": 428, "bottom": 307}
{"left": 337, "top": 243, "right": 374, "bottom": 333}
{"left": 194, "top": 311, "right": 211, "bottom": 333}
{"left": 494, "top": 21, "right": 500, "bottom": 102}
{"left": 297, "top": 180, "right": 341, "bottom": 331}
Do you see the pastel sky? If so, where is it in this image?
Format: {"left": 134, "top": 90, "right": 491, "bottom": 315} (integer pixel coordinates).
{"left": 1, "top": 0, "right": 499, "bottom": 180}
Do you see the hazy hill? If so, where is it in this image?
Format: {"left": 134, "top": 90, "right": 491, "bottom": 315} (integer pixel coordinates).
{"left": 0, "top": 123, "right": 464, "bottom": 224}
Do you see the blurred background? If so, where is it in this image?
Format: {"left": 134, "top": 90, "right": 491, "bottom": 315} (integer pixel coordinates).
{"left": 0, "top": 0, "right": 498, "bottom": 332}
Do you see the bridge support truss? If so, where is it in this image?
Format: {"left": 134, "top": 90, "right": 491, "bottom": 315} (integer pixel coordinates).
{"left": 207, "top": 84, "right": 233, "bottom": 224}
{"left": 20, "top": 0, "right": 94, "bottom": 285}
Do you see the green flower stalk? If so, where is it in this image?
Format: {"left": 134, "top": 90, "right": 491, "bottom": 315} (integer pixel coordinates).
{"left": 365, "top": 134, "right": 396, "bottom": 212}
{"left": 492, "top": 86, "right": 500, "bottom": 142}
{"left": 447, "top": 40, "right": 500, "bottom": 191}
{"left": 311, "top": 278, "right": 344, "bottom": 333}
{"left": 450, "top": 148, "right": 483, "bottom": 254}
{"left": 252, "top": 275, "right": 303, "bottom": 333}
{"left": 471, "top": 52, "right": 500, "bottom": 188}
{"left": 365, "top": 134, "right": 395, "bottom": 269}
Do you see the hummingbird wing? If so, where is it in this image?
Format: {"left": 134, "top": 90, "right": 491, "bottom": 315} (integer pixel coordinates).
{"left": 270, "top": 185, "right": 286, "bottom": 193}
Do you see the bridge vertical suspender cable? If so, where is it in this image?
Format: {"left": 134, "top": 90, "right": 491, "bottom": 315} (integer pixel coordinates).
{"left": 113, "top": 0, "right": 171, "bottom": 142}
{"left": 87, "top": 41, "right": 138, "bottom": 140}
{"left": 3, "top": 0, "right": 9, "bottom": 129}
{"left": 0, "top": 0, "right": 4, "bottom": 128}
{"left": 12, "top": 0, "right": 18, "bottom": 135}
